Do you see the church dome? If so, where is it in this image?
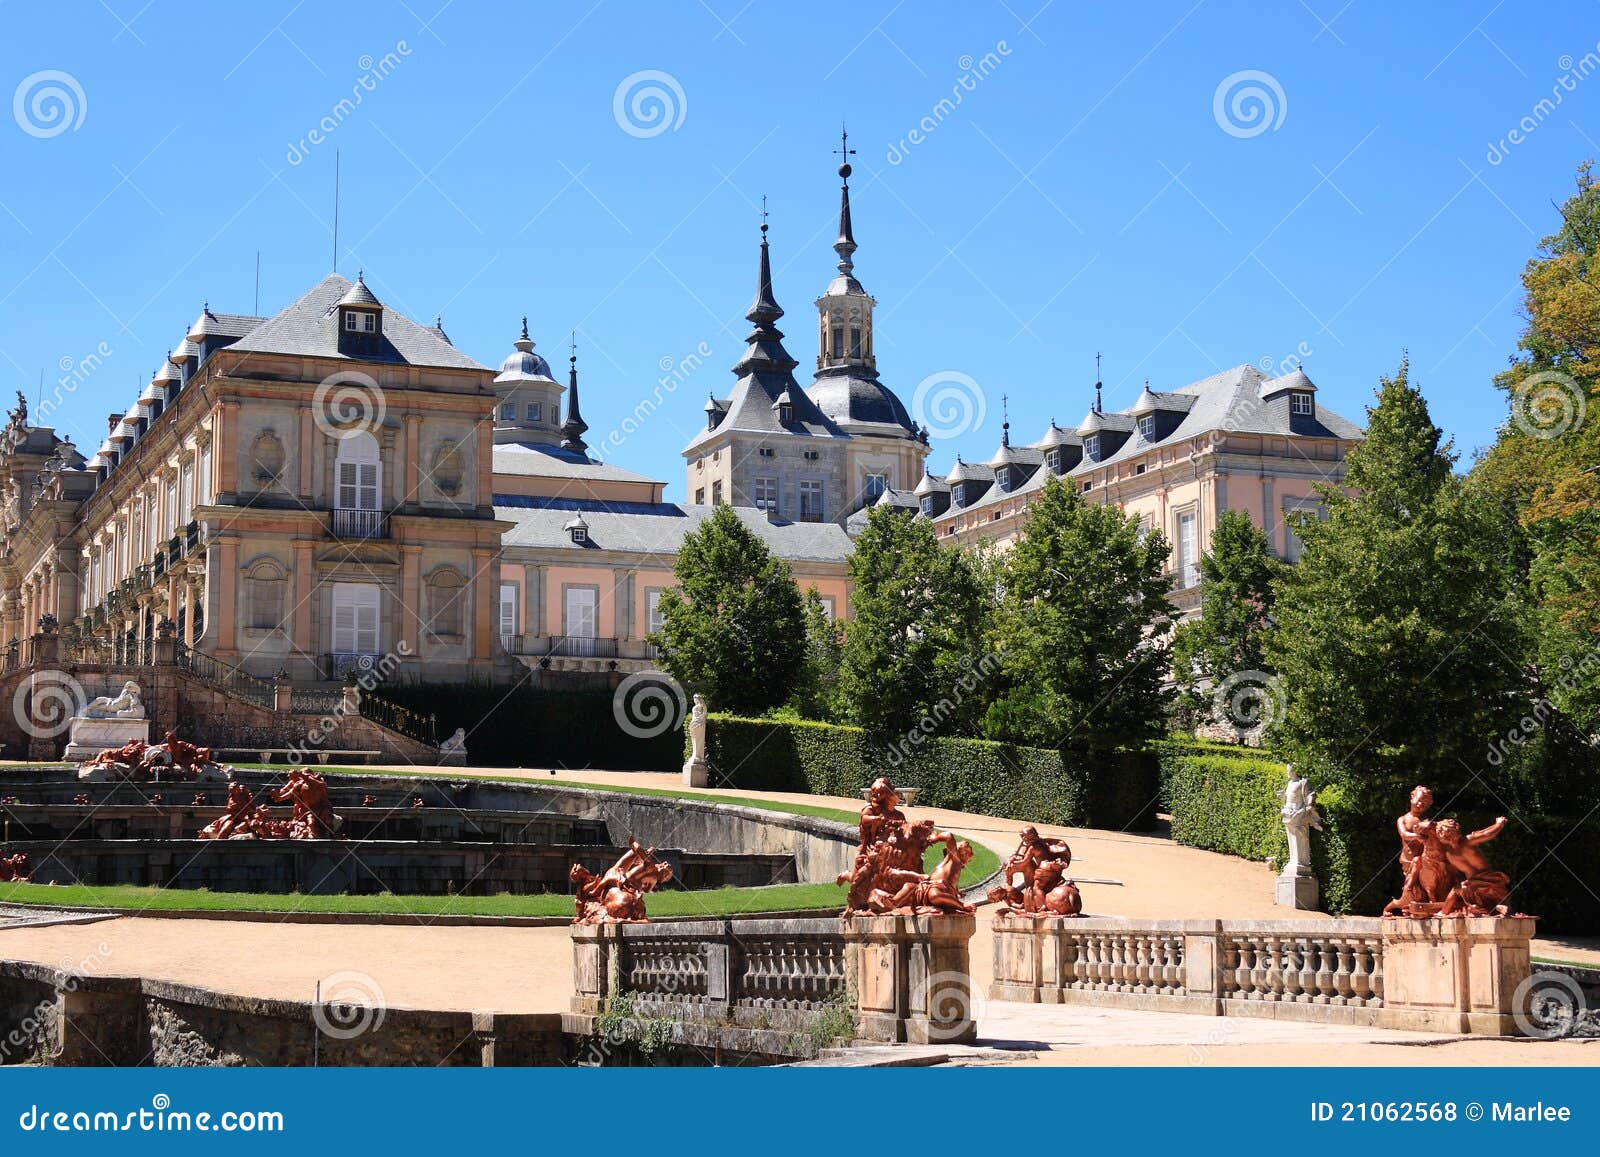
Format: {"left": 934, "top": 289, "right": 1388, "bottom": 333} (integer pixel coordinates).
{"left": 495, "top": 319, "right": 558, "bottom": 384}
{"left": 805, "top": 374, "right": 917, "bottom": 433}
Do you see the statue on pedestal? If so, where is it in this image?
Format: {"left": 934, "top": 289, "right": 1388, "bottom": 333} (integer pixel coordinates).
{"left": 438, "top": 727, "right": 468, "bottom": 765}
{"left": 1276, "top": 764, "right": 1323, "bottom": 910}
{"left": 682, "top": 693, "right": 709, "bottom": 787}
{"left": 1383, "top": 785, "right": 1517, "bottom": 918}
{"left": 82, "top": 681, "right": 145, "bottom": 719}
{"left": 837, "top": 776, "right": 973, "bottom": 916}
{"left": 987, "top": 826, "right": 1082, "bottom": 917}
{"left": 570, "top": 838, "right": 674, "bottom": 923}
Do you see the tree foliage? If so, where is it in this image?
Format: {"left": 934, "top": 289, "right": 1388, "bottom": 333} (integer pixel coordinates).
{"left": 1171, "top": 509, "right": 1282, "bottom": 711}
{"left": 837, "top": 505, "right": 987, "bottom": 734}
{"left": 982, "top": 475, "right": 1175, "bottom": 755}
{"left": 1270, "top": 358, "right": 1531, "bottom": 795}
{"left": 652, "top": 505, "right": 806, "bottom": 715}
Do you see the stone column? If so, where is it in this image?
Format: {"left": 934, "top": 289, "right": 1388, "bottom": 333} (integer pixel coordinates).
{"left": 841, "top": 913, "right": 977, "bottom": 1045}
{"left": 297, "top": 404, "right": 314, "bottom": 500}
{"left": 470, "top": 546, "right": 495, "bottom": 669}
{"left": 214, "top": 538, "right": 238, "bottom": 656}
{"left": 399, "top": 546, "right": 421, "bottom": 658}
{"left": 404, "top": 414, "right": 422, "bottom": 509}
{"left": 292, "top": 538, "right": 314, "bottom": 659}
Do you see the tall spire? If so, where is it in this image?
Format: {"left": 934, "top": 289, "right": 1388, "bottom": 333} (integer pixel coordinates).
{"left": 734, "top": 208, "right": 799, "bottom": 378}
{"left": 561, "top": 330, "right": 588, "bottom": 455}
{"left": 833, "top": 125, "right": 857, "bottom": 276}
{"left": 1094, "top": 352, "right": 1103, "bottom": 414}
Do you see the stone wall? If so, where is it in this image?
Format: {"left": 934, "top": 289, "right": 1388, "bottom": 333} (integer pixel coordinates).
{"left": 0, "top": 962, "right": 563, "bottom": 1066}
{"left": 569, "top": 913, "right": 976, "bottom": 1052}
{"left": 990, "top": 913, "right": 1537, "bottom": 1035}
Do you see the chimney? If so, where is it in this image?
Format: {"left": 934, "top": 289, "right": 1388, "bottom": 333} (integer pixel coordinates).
{"left": 107, "top": 413, "right": 123, "bottom": 433}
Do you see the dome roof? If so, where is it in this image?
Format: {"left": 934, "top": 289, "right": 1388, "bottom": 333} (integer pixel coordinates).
{"left": 1033, "top": 422, "right": 1078, "bottom": 449}
{"left": 805, "top": 374, "right": 916, "bottom": 433}
{"left": 913, "top": 471, "right": 950, "bottom": 497}
{"left": 154, "top": 361, "right": 182, "bottom": 384}
{"left": 1075, "top": 409, "right": 1107, "bottom": 436}
{"left": 1129, "top": 385, "right": 1164, "bottom": 416}
{"left": 169, "top": 339, "right": 199, "bottom": 364}
{"left": 495, "top": 321, "right": 558, "bottom": 384}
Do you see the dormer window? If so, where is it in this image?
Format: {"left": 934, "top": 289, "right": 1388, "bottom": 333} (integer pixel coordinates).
{"left": 1290, "top": 392, "right": 1314, "bottom": 416}
{"left": 344, "top": 311, "right": 376, "bottom": 333}
{"left": 1138, "top": 414, "right": 1156, "bottom": 440}
{"left": 571, "top": 525, "right": 587, "bottom": 544}
{"left": 779, "top": 401, "right": 794, "bottom": 424}
{"left": 1083, "top": 434, "right": 1100, "bottom": 461}
{"left": 1045, "top": 449, "right": 1060, "bottom": 473}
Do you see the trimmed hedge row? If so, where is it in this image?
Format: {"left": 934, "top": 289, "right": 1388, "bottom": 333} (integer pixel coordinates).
{"left": 1155, "top": 740, "right": 1600, "bottom": 932}
{"left": 700, "top": 714, "right": 1160, "bottom": 831}
{"left": 378, "top": 681, "right": 680, "bottom": 771}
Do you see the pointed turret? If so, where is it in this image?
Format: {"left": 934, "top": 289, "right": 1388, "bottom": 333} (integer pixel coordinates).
{"left": 732, "top": 219, "right": 800, "bottom": 378}
{"left": 561, "top": 332, "right": 589, "bottom": 454}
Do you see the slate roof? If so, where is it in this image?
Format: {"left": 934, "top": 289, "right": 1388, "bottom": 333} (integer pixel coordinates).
{"left": 493, "top": 443, "right": 659, "bottom": 485}
{"left": 845, "top": 486, "right": 919, "bottom": 534}
{"left": 226, "top": 274, "right": 488, "bottom": 371}
{"left": 934, "top": 364, "right": 1363, "bottom": 521}
{"left": 495, "top": 495, "right": 853, "bottom": 562}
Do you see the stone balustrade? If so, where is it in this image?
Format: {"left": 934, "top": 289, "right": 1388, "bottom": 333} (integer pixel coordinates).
{"left": 992, "top": 914, "right": 1535, "bottom": 1034}
{"left": 571, "top": 913, "right": 976, "bottom": 1050}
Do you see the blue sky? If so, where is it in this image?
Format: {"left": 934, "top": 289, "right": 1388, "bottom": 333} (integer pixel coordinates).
{"left": 1, "top": 1, "right": 1596, "bottom": 499}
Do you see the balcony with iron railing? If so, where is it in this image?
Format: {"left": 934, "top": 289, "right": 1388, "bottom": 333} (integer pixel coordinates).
{"left": 331, "top": 507, "right": 388, "bottom": 540}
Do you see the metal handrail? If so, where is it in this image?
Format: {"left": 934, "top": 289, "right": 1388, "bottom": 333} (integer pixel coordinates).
{"left": 173, "top": 641, "right": 275, "bottom": 708}
{"left": 358, "top": 691, "right": 436, "bottom": 745}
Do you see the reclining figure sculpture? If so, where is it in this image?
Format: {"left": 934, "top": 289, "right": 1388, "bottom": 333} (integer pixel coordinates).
{"left": 79, "top": 730, "right": 229, "bottom": 783}
{"left": 570, "top": 838, "right": 674, "bottom": 924}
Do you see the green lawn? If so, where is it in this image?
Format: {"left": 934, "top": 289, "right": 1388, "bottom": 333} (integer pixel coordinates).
{"left": 0, "top": 880, "right": 849, "bottom": 918}
{"left": 0, "top": 771, "right": 1000, "bottom": 916}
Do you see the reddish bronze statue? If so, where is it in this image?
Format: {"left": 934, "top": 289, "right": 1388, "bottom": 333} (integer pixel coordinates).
{"left": 1383, "top": 786, "right": 1516, "bottom": 918}
{"left": 570, "top": 838, "right": 674, "bottom": 924}
{"left": 271, "top": 769, "right": 341, "bottom": 838}
{"left": 78, "top": 730, "right": 227, "bottom": 783}
{"left": 0, "top": 852, "right": 31, "bottom": 882}
{"left": 198, "top": 782, "right": 268, "bottom": 840}
{"left": 836, "top": 776, "right": 974, "bottom": 916}
{"left": 72, "top": 793, "right": 90, "bottom": 805}
{"left": 987, "top": 825, "right": 1083, "bottom": 917}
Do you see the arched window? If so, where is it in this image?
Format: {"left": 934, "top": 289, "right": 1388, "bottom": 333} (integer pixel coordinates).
{"left": 426, "top": 567, "right": 467, "bottom": 639}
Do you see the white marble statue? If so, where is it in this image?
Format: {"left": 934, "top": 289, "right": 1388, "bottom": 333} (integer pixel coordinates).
{"left": 688, "top": 694, "right": 707, "bottom": 764}
{"left": 82, "top": 681, "right": 145, "bottom": 720}
{"left": 439, "top": 727, "right": 468, "bottom": 756}
{"left": 1279, "top": 764, "right": 1322, "bottom": 877}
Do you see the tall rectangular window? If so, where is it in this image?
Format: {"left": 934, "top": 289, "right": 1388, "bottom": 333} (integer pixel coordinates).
{"left": 646, "top": 588, "right": 666, "bottom": 635}
{"left": 331, "top": 582, "right": 381, "bottom": 654}
{"left": 799, "top": 480, "right": 824, "bottom": 522}
{"left": 1177, "top": 511, "right": 1198, "bottom": 588}
{"left": 499, "top": 583, "right": 518, "bottom": 647}
{"left": 863, "top": 473, "right": 887, "bottom": 503}
{"left": 849, "top": 327, "right": 862, "bottom": 357}
{"left": 831, "top": 325, "right": 844, "bottom": 359}
{"left": 711, "top": 481, "right": 723, "bottom": 505}
{"left": 753, "top": 476, "right": 779, "bottom": 512}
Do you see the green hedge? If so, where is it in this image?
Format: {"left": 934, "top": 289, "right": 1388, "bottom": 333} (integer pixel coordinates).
{"left": 378, "top": 681, "right": 680, "bottom": 771}
{"left": 700, "top": 715, "right": 1160, "bottom": 831}
{"left": 1155, "top": 740, "right": 1600, "bottom": 932}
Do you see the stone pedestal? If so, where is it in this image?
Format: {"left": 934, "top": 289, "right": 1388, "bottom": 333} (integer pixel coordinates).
{"left": 64, "top": 717, "right": 150, "bottom": 762}
{"left": 1275, "top": 871, "right": 1319, "bottom": 910}
{"left": 841, "top": 912, "right": 977, "bottom": 1045}
{"left": 1379, "top": 916, "right": 1536, "bottom": 1035}
{"left": 681, "top": 757, "right": 709, "bottom": 788}
{"left": 439, "top": 751, "right": 467, "bottom": 767}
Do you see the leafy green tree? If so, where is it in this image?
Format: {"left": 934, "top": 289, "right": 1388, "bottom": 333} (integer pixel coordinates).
{"left": 982, "top": 474, "right": 1175, "bottom": 754}
{"left": 838, "top": 505, "right": 987, "bottom": 734}
{"left": 651, "top": 505, "right": 806, "bottom": 715}
{"left": 1171, "top": 509, "right": 1282, "bottom": 716}
{"left": 1270, "top": 358, "right": 1531, "bottom": 794}
{"left": 1474, "top": 163, "right": 1600, "bottom": 737}
{"left": 788, "top": 587, "right": 844, "bottom": 722}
